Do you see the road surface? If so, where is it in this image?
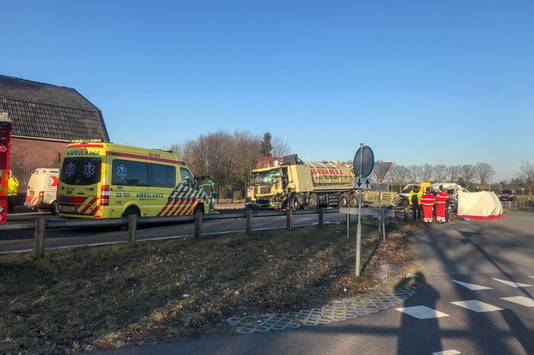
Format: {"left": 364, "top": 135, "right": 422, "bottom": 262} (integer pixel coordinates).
{"left": 97, "top": 211, "right": 534, "bottom": 355}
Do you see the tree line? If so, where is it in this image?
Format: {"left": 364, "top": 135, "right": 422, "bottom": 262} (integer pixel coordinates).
{"left": 512, "top": 161, "right": 534, "bottom": 197}
{"left": 170, "top": 130, "right": 534, "bottom": 200}
{"left": 385, "top": 162, "right": 496, "bottom": 189}
{"left": 171, "top": 130, "right": 289, "bottom": 199}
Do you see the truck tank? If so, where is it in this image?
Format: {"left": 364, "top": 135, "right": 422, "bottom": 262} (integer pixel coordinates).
{"left": 304, "top": 161, "right": 354, "bottom": 190}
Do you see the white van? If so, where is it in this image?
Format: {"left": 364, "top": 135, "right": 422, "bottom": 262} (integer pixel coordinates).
{"left": 25, "top": 168, "right": 60, "bottom": 213}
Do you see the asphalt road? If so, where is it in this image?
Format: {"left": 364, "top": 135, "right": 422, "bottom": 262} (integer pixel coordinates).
{"left": 0, "top": 212, "right": 347, "bottom": 254}
{"left": 98, "top": 211, "right": 534, "bottom": 355}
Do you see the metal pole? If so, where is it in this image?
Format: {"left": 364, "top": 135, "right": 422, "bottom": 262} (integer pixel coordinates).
{"left": 286, "top": 208, "right": 292, "bottom": 231}
{"left": 245, "top": 208, "right": 253, "bottom": 235}
{"left": 356, "top": 143, "right": 364, "bottom": 277}
{"left": 318, "top": 207, "right": 324, "bottom": 228}
{"left": 356, "top": 191, "right": 362, "bottom": 277}
{"left": 194, "top": 209, "right": 202, "bottom": 239}
{"left": 382, "top": 210, "right": 386, "bottom": 242}
{"left": 34, "top": 217, "right": 46, "bottom": 258}
{"left": 128, "top": 214, "right": 137, "bottom": 245}
{"left": 377, "top": 191, "right": 381, "bottom": 235}
{"left": 346, "top": 213, "right": 350, "bottom": 239}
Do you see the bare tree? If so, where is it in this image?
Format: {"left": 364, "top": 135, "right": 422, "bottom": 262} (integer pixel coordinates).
{"left": 476, "top": 162, "right": 495, "bottom": 188}
{"left": 387, "top": 165, "right": 410, "bottom": 190}
{"left": 271, "top": 136, "right": 290, "bottom": 157}
{"left": 446, "top": 165, "right": 462, "bottom": 183}
{"left": 519, "top": 160, "right": 534, "bottom": 198}
{"left": 231, "top": 131, "right": 263, "bottom": 191}
{"left": 386, "top": 165, "right": 400, "bottom": 184}
{"left": 420, "top": 164, "right": 433, "bottom": 181}
{"left": 433, "top": 164, "right": 448, "bottom": 181}
{"left": 182, "top": 131, "right": 237, "bottom": 195}
{"left": 407, "top": 165, "right": 422, "bottom": 183}
{"left": 178, "top": 130, "right": 289, "bottom": 200}
{"left": 461, "top": 164, "right": 476, "bottom": 187}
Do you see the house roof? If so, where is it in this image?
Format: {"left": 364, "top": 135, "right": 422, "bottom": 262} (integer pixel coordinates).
{"left": 0, "top": 75, "right": 109, "bottom": 142}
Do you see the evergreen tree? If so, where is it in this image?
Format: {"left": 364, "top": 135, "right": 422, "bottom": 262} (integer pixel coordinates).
{"left": 260, "top": 132, "right": 273, "bottom": 156}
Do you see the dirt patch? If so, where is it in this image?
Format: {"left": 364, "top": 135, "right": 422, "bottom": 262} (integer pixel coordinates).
{"left": 0, "top": 221, "right": 415, "bottom": 354}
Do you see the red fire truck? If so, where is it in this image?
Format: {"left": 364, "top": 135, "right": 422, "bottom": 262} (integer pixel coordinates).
{"left": 0, "top": 112, "right": 12, "bottom": 224}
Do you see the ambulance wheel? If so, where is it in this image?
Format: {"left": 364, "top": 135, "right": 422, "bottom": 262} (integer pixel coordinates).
{"left": 49, "top": 201, "right": 59, "bottom": 215}
{"left": 306, "top": 194, "right": 319, "bottom": 210}
{"left": 122, "top": 206, "right": 141, "bottom": 218}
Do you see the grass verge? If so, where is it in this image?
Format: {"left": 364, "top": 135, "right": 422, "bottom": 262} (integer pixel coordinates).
{"left": 0, "top": 222, "right": 414, "bottom": 353}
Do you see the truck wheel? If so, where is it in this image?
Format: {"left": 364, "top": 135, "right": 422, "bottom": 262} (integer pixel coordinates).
{"left": 306, "top": 193, "right": 319, "bottom": 210}
{"left": 349, "top": 193, "right": 359, "bottom": 207}
{"left": 290, "top": 196, "right": 301, "bottom": 210}
{"left": 339, "top": 193, "right": 350, "bottom": 208}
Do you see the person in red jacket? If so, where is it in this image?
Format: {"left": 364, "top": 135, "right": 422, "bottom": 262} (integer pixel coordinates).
{"left": 436, "top": 185, "right": 449, "bottom": 223}
{"left": 421, "top": 187, "right": 436, "bottom": 223}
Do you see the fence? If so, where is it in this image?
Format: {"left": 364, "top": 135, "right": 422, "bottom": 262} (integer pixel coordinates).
{"left": 502, "top": 199, "right": 534, "bottom": 209}
{"left": 0, "top": 208, "right": 404, "bottom": 261}
{"left": 0, "top": 209, "right": 338, "bottom": 257}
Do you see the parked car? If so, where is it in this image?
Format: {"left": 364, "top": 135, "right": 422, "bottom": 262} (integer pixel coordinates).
{"left": 499, "top": 189, "right": 517, "bottom": 201}
{"left": 24, "top": 168, "right": 60, "bottom": 213}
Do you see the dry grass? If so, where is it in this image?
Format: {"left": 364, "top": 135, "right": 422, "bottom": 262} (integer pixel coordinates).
{"left": 0, "top": 222, "right": 413, "bottom": 354}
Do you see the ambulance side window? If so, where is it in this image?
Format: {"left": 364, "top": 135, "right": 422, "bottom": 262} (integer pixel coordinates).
{"left": 180, "top": 167, "right": 194, "bottom": 187}
{"left": 112, "top": 160, "right": 149, "bottom": 186}
{"left": 150, "top": 164, "right": 176, "bottom": 188}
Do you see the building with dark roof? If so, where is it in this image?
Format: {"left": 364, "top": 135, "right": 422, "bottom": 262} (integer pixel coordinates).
{"left": 0, "top": 74, "right": 109, "bottom": 196}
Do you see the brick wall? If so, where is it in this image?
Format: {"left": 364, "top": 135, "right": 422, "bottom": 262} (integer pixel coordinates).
{"left": 10, "top": 136, "right": 67, "bottom": 193}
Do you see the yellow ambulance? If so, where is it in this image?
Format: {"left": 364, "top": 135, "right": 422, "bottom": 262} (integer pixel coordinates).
{"left": 58, "top": 142, "right": 209, "bottom": 219}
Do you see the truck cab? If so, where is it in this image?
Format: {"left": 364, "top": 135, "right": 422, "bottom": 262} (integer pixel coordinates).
{"left": 247, "top": 166, "right": 288, "bottom": 208}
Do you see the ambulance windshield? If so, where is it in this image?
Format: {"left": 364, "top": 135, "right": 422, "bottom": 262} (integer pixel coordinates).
{"left": 60, "top": 157, "right": 102, "bottom": 185}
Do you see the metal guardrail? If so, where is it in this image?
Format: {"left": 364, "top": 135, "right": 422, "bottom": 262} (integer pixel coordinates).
{"left": 501, "top": 200, "right": 534, "bottom": 209}
{"left": 0, "top": 207, "right": 405, "bottom": 258}
{"left": 0, "top": 208, "right": 342, "bottom": 232}
{"left": 6, "top": 212, "right": 51, "bottom": 222}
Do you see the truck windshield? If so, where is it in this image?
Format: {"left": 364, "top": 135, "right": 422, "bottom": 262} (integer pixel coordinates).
{"left": 60, "top": 157, "right": 102, "bottom": 185}
{"left": 251, "top": 169, "right": 282, "bottom": 185}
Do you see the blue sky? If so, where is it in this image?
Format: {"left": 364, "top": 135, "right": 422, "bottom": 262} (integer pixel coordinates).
{"left": 3, "top": 1, "right": 533, "bottom": 180}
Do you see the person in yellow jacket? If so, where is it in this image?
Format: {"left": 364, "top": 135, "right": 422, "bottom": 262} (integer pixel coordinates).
{"left": 408, "top": 185, "right": 422, "bottom": 220}
{"left": 8, "top": 170, "right": 19, "bottom": 212}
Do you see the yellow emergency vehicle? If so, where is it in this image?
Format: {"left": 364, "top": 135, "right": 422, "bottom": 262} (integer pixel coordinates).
{"left": 58, "top": 142, "right": 209, "bottom": 219}
{"left": 247, "top": 154, "right": 356, "bottom": 209}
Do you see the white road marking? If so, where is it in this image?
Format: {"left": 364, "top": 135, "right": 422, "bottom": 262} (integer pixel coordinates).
{"left": 451, "top": 300, "right": 503, "bottom": 312}
{"left": 492, "top": 278, "right": 533, "bottom": 288}
{"left": 529, "top": 276, "right": 534, "bottom": 279}
{"left": 433, "top": 350, "right": 461, "bottom": 355}
{"left": 395, "top": 306, "right": 450, "bottom": 319}
{"left": 452, "top": 280, "right": 492, "bottom": 290}
{"left": 501, "top": 296, "right": 534, "bottom": 307}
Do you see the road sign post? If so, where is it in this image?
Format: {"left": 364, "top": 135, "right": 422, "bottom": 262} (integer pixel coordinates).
{"left": 352, "top": 143, "right": 374, "bottom": 277}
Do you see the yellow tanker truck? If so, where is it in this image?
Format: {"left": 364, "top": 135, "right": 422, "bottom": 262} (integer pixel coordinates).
{"left": 247, "top": 154, "right": 359, "bottom": 210}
